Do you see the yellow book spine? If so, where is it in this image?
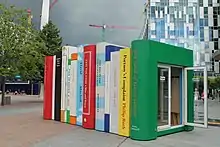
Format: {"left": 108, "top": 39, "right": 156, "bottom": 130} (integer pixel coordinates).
{"left": 118, "top": 48, "right": 131, "bottom": 137}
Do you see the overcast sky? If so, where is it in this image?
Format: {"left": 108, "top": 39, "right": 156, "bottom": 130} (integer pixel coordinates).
{"left": 1, "top": 0, "right": 145, "bottom": 46}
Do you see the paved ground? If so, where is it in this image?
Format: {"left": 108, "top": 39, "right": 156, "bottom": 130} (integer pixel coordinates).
{"left": 194, "top": 98, "right": 220, "bottom": 124}
{"left": 0, "top": 95, "right": 220, "bottom": 147}
{"left": 207, "top": 99, "right": 220, "bottom": 120}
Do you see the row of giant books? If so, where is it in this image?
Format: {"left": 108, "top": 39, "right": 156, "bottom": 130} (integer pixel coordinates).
{"left": 43, "top": 42, "right": 131, "bottom": 137}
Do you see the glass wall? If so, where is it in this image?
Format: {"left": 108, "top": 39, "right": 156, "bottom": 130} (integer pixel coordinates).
{"left": 148, "top": 0, "right": 202, "bottom": 67}
{"left": 148, "top": 0, "right": 220, "bottom": 72}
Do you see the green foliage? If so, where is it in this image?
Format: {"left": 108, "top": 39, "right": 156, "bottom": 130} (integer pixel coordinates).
{"left": 40, "top": 20, "right": 62, "bottom": 56}
{"left": 0, "top": 4, "right": 46, "bottom": 80}
{"left": 194, "top": 76, "right": 220, "bottom": 90}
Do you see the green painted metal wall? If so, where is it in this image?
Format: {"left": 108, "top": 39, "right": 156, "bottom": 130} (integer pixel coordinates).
{"left": 130, "top": 40, "right": 194, "bottom": 141}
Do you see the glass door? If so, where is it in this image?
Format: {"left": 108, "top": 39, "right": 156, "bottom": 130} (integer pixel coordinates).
{"left": 184, "top": 66, "right": 208, "bottom": 128}
{"left": 158, "top": 65, "right": 171, "bottom": 130}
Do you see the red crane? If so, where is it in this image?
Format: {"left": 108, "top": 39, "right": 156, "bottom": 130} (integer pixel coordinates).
{"left": 89, "top": 24, "right": 138, "bottom": 41}
{"left": 50, "top": 0, "right": 58, "bottom": 10}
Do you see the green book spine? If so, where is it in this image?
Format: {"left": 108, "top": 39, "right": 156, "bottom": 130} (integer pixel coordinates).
{"left": 130, "top": 40, "right": 157, "bottom": 141}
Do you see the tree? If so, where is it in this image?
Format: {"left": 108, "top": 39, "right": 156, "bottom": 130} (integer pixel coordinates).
{"left": 37, "top": 20, "right": 62, "bottom": 99}
{"left": 39, "top": 20, "right": 62, "bottom": 56}
{"left": 0, "top": 4, "right": 45, "bottom": 105}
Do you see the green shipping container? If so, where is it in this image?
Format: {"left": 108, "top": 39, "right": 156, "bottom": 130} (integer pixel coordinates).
{"left": 130, "top": 40, "right": 194, "bottom": 141}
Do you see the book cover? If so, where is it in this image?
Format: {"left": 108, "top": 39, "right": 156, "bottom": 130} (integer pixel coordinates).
{"left": 43, "top": 56, "right": 54, "bottom": 120}
{"left": 76, "top": 45, "right": 84, "bottom": 126}
{"left": 109, "top": 51, "right": 120, "bottom": 134}
{"left": 69, "top": 46, "right": 78, "bottom": 125}
{"left": 52, "top": 55, "right": 56, "bottom": 120}
{"left": 83, "top": 45, "right": 96, "bottom": 129}
{"left": 118, "top": 48, "right": 131, "bottom": 137}
{"left": 61, "top": 47, "right": 68, "bottom": 123}
{"left": 104, "top": 45, "right": 123, "bottom": 132}
{"left": 95, "top": 42, "right": 109, "bottom": 131}
{"left": 54, "top": 51, "right": 62, "bottom": 121}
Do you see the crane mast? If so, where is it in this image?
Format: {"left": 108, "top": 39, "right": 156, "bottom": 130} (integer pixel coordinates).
{"left": 40, "top": 0, "right": 58, "bottom": 30}
{"left": 140, "top": 0, "right": 150, "bottom": 40}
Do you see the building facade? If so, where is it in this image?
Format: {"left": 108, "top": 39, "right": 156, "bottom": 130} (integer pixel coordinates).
{"left": 148, "top": 0, "right": 220, "bottom": 73}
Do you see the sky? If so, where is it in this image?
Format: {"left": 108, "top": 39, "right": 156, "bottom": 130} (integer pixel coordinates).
{"left": 1, "top": 0, "right": 145, "bottom": 46}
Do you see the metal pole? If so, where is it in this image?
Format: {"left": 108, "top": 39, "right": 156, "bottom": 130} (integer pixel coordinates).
{"left": 1, "top": 76, "right": 5, "bottom": 106}
{"left": 102, "top": 25, "right": 106, "bottom": 42}
{"left": 40, "top": 0, "right": 50, "bottom": 30}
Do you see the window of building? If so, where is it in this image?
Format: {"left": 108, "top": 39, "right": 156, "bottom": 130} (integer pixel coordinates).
{"left": 205, "top": 42, "right": 209, "bottom": 49}
{"left": 188, "top": 7, "right": 193, "bottom": 14}
{"left": 214, "top": 41, "right": 218, "bottom": 50}
{"left": 169, "top": 6, "right": 174, "bottom": 14}
{"left": 204, "top": 7, "right": 208, "bottom": 15}
{"left": 199, "top": 0, "right": 203, "bottom": 7}
{"left": 151, "top": 30, "right": 156, "bottom": 35}
{"left": 204, "top": 14, "right": 208, "bottom": 19}
{"left": 213, "top": 7, "right": 218, "bottom": 16}
{"left": 208, "top": 0, "right": 212, "bottom": 6}
{"left": 189, "top": 30, "right": 194, "bottom": 36}
{"left": 209, "top": 28, "right": 213, "bottom": 41}
{"left": 170, "top": 14, "right": 175, "bottom": 22}
{"left": 214, "top": 18, "right": 218, "bottom": 26}
{"left": 218, "top": 29, "right": 220, "bottom": 38}
{"left": 200, "top": 19, "right": 204, "bottom": 27}
{"left": 204, "top": 18, "right": 208, "bottom": 26}
{"left": 200, "top": 28, "right": 204, "bottom": 41}
{"left": 151, "top": 6, "right": 155, "bottom": 18}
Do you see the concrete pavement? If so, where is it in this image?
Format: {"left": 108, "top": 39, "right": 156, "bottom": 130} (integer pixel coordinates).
{"left": 0, "top": 95, "right": 220, "bottom": 147}
{"left": 33, "top": 126, "right": 220, "bottom": 147}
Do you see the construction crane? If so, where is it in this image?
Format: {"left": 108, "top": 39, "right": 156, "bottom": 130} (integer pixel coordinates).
{"left": 50, "top": 0, "right": 58, "bottom": 10}
{"left": 89, "top": 24, "right": 138, "bottom": 41}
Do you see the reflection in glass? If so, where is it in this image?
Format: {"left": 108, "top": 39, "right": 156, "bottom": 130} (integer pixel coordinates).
{"left": 158, "top": 67, "right": 169, "bottom": 127}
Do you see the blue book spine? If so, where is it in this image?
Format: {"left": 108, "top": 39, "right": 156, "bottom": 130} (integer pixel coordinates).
{"left": 76, "top": 47, "right": 84, "bottom": 126}
{"left": 95, "top": 50, "right": 105, "bottom": 131}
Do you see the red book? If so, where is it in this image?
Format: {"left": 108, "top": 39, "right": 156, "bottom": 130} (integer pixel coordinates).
{"left": 43, "top": 56, "right": 54, "bottom": 120}
{"left": 83, "top": 45, "right": 96, "bottom": 129}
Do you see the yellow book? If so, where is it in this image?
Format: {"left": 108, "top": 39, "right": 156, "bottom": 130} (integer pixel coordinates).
{"left": 118, "top": 48, "right": 131, "bottom": 137}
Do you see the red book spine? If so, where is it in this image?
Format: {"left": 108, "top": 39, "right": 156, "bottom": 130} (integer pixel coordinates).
{"left": 43, "top": 56, "right": 54, "bottom": 120}
{"left": 83, "top": 45, "right": 96, "bottom": 129}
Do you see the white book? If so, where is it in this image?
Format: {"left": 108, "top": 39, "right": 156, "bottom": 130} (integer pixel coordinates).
{"left": 109, "top": 51, "right": 120, "bottom": 134}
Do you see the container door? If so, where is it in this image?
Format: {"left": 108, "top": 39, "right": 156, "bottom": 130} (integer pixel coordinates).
{"left": 184, "top": 66, "right": 208, "bottom": 128}
{"left": 158, "top": 65, "right": 171, "bottom": 130}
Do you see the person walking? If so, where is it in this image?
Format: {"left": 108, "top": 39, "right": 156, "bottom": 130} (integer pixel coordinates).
{"left": 201, "top": 91, "right": 204, "bottom": 102}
